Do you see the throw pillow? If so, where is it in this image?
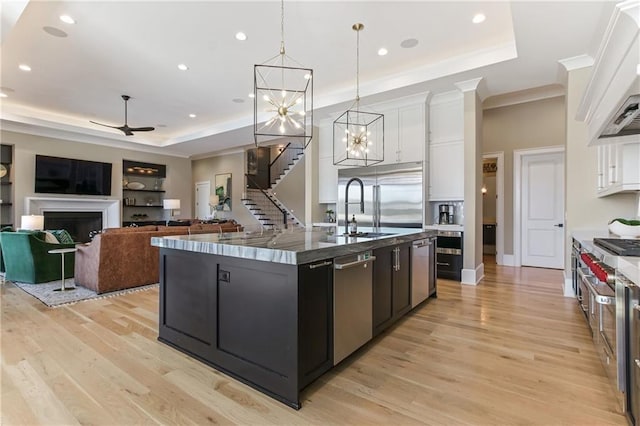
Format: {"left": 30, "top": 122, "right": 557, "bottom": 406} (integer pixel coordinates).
{"left": 43, "top": 231, "right": 60, "bottom": 244}
{"left": 49, "top": 229, "right": 74, "bottom": 244}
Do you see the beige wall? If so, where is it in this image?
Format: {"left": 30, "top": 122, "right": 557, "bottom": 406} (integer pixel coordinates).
{"left": 483, "top": 96, "right": 566, "bottom": 254}
{"left": 3, "top": 130, "right": 192, "bottom": 226}
{"left": 273, "top": 156, "right": 306, "bottom": 225}
{"left": 564, "top": 66, "right": 638, "bottom": 268}
{"left": 191, "top": 151, "right": 257, "bottom": 227}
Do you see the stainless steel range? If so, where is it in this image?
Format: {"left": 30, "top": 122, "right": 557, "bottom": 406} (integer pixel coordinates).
{"left": 580, "top": 237, "right": 640, "bottom": 424}
{"left": 594, "top": 238, "right": 640, "bottom": 256}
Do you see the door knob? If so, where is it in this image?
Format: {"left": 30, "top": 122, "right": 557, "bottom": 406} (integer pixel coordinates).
{"left": 554, "top": 223, "right": 564, "bottom": 228}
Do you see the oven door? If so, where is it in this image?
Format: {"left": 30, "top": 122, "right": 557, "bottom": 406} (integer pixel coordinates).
{"left": 598, "top": 294, "right": 618, "bottom": 387}
{"left": 577, "top": 268, "right": 591, "bottom": 323}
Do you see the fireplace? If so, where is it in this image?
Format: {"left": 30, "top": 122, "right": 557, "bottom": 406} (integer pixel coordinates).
{"left": 44, "top": 211, "right": 102, "bottom": 243}
{"left": 26, "top": 197, "right": 121, "bottom": 237}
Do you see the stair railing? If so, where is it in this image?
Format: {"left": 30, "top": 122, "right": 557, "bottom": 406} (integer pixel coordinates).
{"left": 245, "top": 174, "right": 288, "bottom": 229}
{"left": 269, "top": 143, "right": 304, "bottom": 187}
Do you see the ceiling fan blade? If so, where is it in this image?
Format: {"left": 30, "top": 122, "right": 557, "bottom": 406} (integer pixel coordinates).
{"left": 128, "top": 126, "right": 155, "bottom": 132}
{"left": 90, "top": 120, "right": 120, "bottom": 129}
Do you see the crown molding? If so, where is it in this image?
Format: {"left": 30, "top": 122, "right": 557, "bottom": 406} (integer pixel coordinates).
{"left": 483, "top": 85, "right": 565, "bottom": 110}
{"left": 558, "top": 54, "right": 594, "bottom": 71}
{"left": 454, "top": 77, "right": 488, "bottom": 101}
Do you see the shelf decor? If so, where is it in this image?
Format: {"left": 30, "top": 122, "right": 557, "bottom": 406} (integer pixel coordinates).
{"left": 253, "top": 0, "right": 313, "bottom": 149}
{"left": 333, "top": 23, "right": 384, "bottom": 167}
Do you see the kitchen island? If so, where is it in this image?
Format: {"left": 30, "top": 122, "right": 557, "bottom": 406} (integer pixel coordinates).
{"left": 151, "top": 227, "right": 436, "bottom": 409}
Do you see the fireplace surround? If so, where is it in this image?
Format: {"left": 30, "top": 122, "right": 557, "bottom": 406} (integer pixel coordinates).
{"left": 25, "top": 197, "right": 120, "bottom": 232}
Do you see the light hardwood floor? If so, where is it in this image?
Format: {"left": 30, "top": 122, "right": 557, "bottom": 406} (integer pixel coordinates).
{"left": 1, "top": 262, "right": 627, "bottom": 425}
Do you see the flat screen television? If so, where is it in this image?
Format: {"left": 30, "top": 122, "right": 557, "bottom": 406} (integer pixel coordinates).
{"left": 35, "top": 155, "right": 112, "bottom": 196}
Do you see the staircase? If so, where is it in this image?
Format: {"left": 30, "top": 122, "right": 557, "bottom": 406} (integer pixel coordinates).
{"left": 242, "top": 146, "right": 305, "bottom": 230}
{"left": 241, "top": 188, "right": 302, "bottom": 230}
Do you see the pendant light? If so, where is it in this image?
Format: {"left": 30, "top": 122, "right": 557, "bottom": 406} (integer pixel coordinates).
{"left": 254, "top": 0, "right": 313, "bottom": 149}
{"left": 333, "top": 23, "right": 384, "bottom": 167}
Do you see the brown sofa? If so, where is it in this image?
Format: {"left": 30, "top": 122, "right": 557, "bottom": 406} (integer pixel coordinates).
{"left": 74, "top": 221, "right": 242, "bottom": 294}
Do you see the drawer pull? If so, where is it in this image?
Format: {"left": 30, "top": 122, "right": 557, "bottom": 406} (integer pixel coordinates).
{"left": 635, "top": 359, "right": 640, "bottom": 369}
{"left": 308, "top": 261, "right": 332, "bottom": 269}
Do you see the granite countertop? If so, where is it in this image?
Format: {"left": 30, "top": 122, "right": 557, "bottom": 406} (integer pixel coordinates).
{"left": 151, "top": 227, "right": 436, "bottom": 265}
{"left": 424, "top": 224, "right": 464, "bottom": 232}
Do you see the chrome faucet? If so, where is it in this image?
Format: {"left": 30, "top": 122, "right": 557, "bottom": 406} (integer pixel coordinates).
{"left": 345, "top": 177, "right": 364, "bottom": 235}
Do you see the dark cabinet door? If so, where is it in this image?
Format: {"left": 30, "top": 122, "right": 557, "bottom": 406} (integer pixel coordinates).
{"left": 373, "top": 245, "right": 394, "bottom": 336}
{"left": 373, "top": 243, "right": 412, "bottom": 337}
{"left": 158, "top": 250, "right": 217, "bottom": 360}
{"left": 298, "top": 260, "right": 333, "bottom": 390}
{"left": 392, "top": 243, "right": 411, "bottom": 317}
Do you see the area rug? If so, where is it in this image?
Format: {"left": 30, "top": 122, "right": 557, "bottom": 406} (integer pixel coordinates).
{"left": 6, "top": 278, "right": 158, "bottom": 308}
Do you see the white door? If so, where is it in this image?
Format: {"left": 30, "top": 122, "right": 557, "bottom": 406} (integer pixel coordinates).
{"left": 195, "top": 181, "right": 211, "bottom": 219}
{"left": 521, "top": 152, "right": 564, "bottom": 269}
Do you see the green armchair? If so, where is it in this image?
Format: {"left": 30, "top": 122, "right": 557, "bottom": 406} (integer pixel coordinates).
{"left": 0, "top": 231, "right": 76, "bottom": 283}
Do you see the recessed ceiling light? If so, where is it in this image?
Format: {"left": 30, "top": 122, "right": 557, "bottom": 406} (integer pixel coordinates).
{"left": 248, "top": 93, "right": 255, "bottom": 98}
{"left": 189, "top": 114, "right": 196, "bottom": 118}
{"left": 232, "top": 98, "right": 245, "bottom": 103}
{"left": 235, "top": 32, "right": 247, "bottom": 41}
{"left": 472, "top": 13, "right": 486, "bottom": 24}
{"left": 377, "top": 47, "right": 388, "bottom": 56}
{"left": 177, "top": 63, "right": 189, "bottom": 71}
{"left": 59, "top": 15, "right": 75, "bottom": 24}
{"left": 19, "top": 64, "right": 31, "bottom": 72}
{"left": 43, "top": 26, "right": 67, "bottom": 37}
{"left": 400, "top": 38, "right": 419, "bottom": 48}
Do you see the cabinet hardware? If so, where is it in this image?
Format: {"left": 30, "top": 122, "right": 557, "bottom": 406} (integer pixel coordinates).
{"left": 334, "top": 256, "right": 376, "bottom": 270}
{"left": 308, "top": 261, "right": 332, "bottom": 269}
{"left": 437, "top": 262, "right": 450, "bottom": 267}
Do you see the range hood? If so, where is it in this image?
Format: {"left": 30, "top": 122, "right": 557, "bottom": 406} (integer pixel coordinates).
{"left": 599, "top": 94, "right": 640, "bottom": 139}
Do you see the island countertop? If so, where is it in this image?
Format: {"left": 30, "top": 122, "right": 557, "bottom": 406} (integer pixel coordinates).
{"left": 151, "top": 226, "right": 436, "bottom": 265}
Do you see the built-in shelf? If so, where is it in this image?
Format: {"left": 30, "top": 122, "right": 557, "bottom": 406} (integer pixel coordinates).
{"left": 0, "top": 203, "right": 13, "bottom": 206}
{"left": 122, "top": 188, "right": 165, "bottom": 193}
{"left": 1, "top": 181, "right": 11, "bottom": 185}
{"left": 123, "top": 205, "right": 163, "bottom": 208}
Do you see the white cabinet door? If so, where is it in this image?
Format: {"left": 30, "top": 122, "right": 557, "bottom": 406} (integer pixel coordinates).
{"left": 597, "top": 142, "right": 640, "bottom": 196}
{"left": 398, "top": 103, "right": 425, "bottom": 164}
{"left": 428, "top": 141, "right": 464, "bottom": 201}
{"left": 382, "top": 108, "right": 399, "bottom": 165}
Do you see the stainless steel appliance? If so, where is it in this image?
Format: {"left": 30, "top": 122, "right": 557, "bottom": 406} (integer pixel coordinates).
{"left": 438, "top": 204, "right": 454, "bottom": 225}
{"left": 595, "top": 238, "right": 640, "bottom": 256}
{"left": 411, "top": 237, "right": 437, "bottom": 307}
{"left": 579, "top": 237, "right": 640, "bottom": 419}
{"left": 338, "top": 162, "right": 423, "bottom": 230}
{"left": 333, "top": 251, "right": 375, "bottom": 365}
{"left": 599, "top": 94, "right": 640, "bottom": 139}
{"left": 436, "top": 230, "right": 463, "bottom": 281}
{"left": 616, "top": 271, "right": 639, "bottom": 424}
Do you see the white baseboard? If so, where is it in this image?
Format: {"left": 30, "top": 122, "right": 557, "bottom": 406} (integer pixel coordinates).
{"left": 502, "top": 254, "right": 515, "bottom": 266}
{"left": 461, "top": 263, "right": 485, "bottom": 285}
{"left": 563, "top": 270, "right": 575, "bottom": 298}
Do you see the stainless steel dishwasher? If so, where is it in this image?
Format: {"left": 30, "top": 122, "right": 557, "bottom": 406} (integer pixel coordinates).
{"left": 411, "top": 237, "right": 437, "bottom": 308}
{"left": 333, "top": 251, "right": 375, "bottom": 365}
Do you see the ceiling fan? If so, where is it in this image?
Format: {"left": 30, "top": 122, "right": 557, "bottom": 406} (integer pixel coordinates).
{"left": 90, "top": 95, "right": 155, "bottom": 136}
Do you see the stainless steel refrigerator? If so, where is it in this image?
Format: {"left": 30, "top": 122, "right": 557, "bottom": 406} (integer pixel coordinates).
{"left": 338, "top": 161, "right": 423, "bottom": 230}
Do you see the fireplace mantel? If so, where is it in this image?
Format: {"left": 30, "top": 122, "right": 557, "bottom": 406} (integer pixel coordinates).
{"left": 26, "top": 197, "right": 120, "bottom": 228}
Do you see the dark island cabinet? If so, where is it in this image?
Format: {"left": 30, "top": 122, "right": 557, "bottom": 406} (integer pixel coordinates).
{"left": 372, "top": 242, "right": 411, "bottom": 337}
{"left": 158, "top": 248, "right": 333, "bottom": 409}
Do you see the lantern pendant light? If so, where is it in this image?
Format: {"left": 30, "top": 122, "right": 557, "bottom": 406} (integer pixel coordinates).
{"left": 333, "top": 23, "right": 384, "bottom": 167}
{"left": 254, "top": 0, "right": 313, "bottom": 149}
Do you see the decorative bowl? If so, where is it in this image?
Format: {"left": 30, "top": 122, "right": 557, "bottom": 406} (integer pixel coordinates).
{"left": 608, "top": 220, "right": 640, "bottom": 238}
{"left": 126, "top": 181, "right": 145, "bottom": 190}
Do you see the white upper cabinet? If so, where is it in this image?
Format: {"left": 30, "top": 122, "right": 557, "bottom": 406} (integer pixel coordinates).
{"left": 597, "top": 142, "right": 640, "bottom": 196}
{"left": 428, "top": 91, "right": 464, "bottom": 201}
{"left": 379, "top": 98, "right": 427, "bottom": 165}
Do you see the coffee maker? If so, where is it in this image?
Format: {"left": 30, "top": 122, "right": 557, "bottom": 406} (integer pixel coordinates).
{"left": 438, "top": 204, "right": 455, "bottom": 224}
